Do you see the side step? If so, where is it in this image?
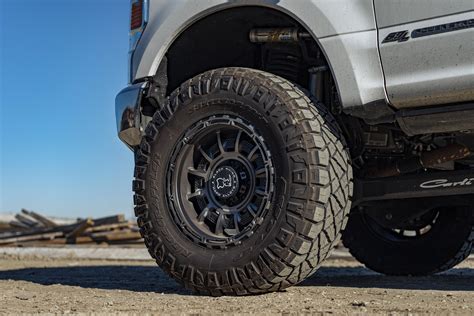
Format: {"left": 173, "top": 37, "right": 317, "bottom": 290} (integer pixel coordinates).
{"left": 397, "top": 102, "right": 474, "bottom": 136}
{"left": 354, "top": 169, "right": 474, "bottom": 206}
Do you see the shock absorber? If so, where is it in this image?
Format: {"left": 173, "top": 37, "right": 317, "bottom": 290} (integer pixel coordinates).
{"left": 308, "top": 66, "right": 328, "bottom": 100}
{"left": 249, "top": 28, "right": 311, "bottom": 43}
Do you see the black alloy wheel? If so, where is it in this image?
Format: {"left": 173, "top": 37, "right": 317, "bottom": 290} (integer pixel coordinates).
{"left": 167, "top": 115, "right": 274, "bottom": 248}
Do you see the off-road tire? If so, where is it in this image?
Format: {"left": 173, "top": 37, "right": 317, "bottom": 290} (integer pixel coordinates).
{"left": 133, "top": 67, "right": 353, "bottom": 295}
{"left": 343, "top": 206, "right": 474, "bottom": 276}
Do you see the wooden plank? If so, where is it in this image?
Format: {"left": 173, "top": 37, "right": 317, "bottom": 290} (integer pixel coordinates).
{"left": 11, "top": 236, "right": 96, "bottom": 247}
{"left": 90, "top": 231, "right": 142, "bottom": 242}
{"left": 0, "top": 223, "right": 70, "bottom": 240}
{"left": 0, "top": 214, "right": 127, "bottom": 240}
{"left": 0, "top": 223, "right": 12, "bottom": 231}
{"left": 75, "top": 236, "right": 95, "bottom": 244}
{"left": 84, "top": 222, "right": 134, "bottom": 233}
{"left": 16, "top": 238, "right": 68, "bottom": 246}
{"left": 0, "top": 215, "right": 94, "bottom": 240}
{"left": 21, "top": 209, "right": 57, "bottom": 228}
{"left": 107, "top": 239, "right": 144, "bottom": 246}
{"left": 66, "top": 218, "right": 94, "bottom": 243}
{"left": 90, "top": 214, "right": 126, "bottom": 227}
{"left": 0, "top": 232, "right": 63, "bottom": 245}
{"left": 6, "top": 220, "right": 30, "bottom": 230}
{"left": 14, "top": 213, "right": 40, "bottom": 228}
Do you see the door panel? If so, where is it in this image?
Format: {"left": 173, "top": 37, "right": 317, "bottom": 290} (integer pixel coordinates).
{"left": 375, "top": 1, "right": 474, "bottom": 109}
{"left": 375, "top": 0, "right": 473, "bottom": 28}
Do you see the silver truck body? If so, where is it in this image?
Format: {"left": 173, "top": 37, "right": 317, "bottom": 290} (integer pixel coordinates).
{"left": 376, "top": 1, "right": 473, "bottom": 108}
{"left": 131, "top": 0, "right": 386, "bottom": 110}
{"left": 118, "top": 0, "right": 474, "bottom": 147}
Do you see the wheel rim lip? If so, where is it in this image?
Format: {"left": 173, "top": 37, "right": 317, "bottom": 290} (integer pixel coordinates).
{"left": 166, "top": 115, "right": 275, "bottom": 247}
{"left": 362, "top": 209, "right": 440, "bottom": 243}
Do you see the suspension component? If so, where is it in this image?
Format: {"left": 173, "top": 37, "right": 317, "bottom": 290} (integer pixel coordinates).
{"left": 369, "top": 143, "right": 471, "bottom": 178}
{"left": 308, "top": 66, "right": 328, "bottom": 100}
{"left": 249, "top": 28, "right": 311, "bottom": 43}
{"left": 263, "top": 45, "right": 302, "bottom": 83}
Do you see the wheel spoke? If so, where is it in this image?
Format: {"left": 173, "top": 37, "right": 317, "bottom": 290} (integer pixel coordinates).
{"left": 247, "top": 204, "right": 256, "bottom": 217}
{"left": 255, "top": 168, "right": 266, "bottom": 177}
{"left": 197, "top": 207, "right": 210, "bottom": 223}
{"left": 217, "top": 131, "right": 225, "bottom": 155}
{"left": 215, "top": 212, "right": 225, "bottom": 235}
{"left": 255, "top": 188, "right": 268, "bottom": 197}
{"left": 224, "top": 213, "right": 241, "bottom": 235}
{"left": 187, "top": 189, "right": 204, "bottom": 201}
{"left": 247, "top": 146, "right": 259, "bottom": 160}
{"left": 234, "top": 130, "right": 243, "bottom": 152}
{"left": 198, "top": 146, "right": 213, "bottom": 163}
{"left": 188, "top": 167, "right": 207, "bottom": 179}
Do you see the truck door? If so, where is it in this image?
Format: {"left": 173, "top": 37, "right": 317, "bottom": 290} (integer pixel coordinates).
{"left": 374, "top": 0, "right": 474, "bottom": 109}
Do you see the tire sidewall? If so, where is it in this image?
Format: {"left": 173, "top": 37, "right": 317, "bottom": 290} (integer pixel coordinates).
{"left": 145, "top": 90, "right": 291, "bottom": 271}
{"left": 344, "top": 206, "right": 473, "bottom": 275}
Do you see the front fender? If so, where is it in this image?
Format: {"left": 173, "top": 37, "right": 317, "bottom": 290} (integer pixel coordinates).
{"left": 133, "top": 0, "right": 386, "bottom": 108}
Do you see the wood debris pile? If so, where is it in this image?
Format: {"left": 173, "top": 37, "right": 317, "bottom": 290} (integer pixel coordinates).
{"left": 0, "top": 209, "right": 142, "bottom": 247}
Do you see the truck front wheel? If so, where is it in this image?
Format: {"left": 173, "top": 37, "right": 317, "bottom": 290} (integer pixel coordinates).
{"left": 133, "top": 68, "right": 352, "bottom": 295}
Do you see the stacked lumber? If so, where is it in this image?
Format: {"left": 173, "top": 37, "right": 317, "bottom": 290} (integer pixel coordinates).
{"left": 0, "top": 209, "right": 142, "bottom": 247}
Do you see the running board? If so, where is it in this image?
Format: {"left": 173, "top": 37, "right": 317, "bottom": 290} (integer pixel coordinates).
{"left": 396, "top": 102, "right": 474, "bottom": 136}
{"left": 354, "top": 169, "right": 474, "bottom": 206}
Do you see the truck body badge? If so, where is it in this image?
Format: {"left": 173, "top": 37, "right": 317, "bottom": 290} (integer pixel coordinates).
{"left": 382, "top": 19, "right": 474, "bottom": 44}
{"left": 382, "top": 30, "right": 410, "bottom": 43}
{"left": 420, "top": 178, "right": 474, "bottom": 189}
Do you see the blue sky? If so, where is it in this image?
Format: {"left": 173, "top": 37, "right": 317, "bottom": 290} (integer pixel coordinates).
{"left": 1, "top": 0, "right": 136, "bottom": 218}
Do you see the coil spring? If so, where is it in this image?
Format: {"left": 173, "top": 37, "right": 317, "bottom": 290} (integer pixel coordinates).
{"left": 264, "top": 46, "right": 302, "bottom": 83}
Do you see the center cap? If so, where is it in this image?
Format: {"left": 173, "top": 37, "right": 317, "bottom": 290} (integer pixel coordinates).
{"left": 211, "top": 166, "right": 239, "bottom": 199}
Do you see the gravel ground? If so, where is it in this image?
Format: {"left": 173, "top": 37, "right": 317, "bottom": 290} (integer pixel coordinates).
{"left": 0, "top": 252, "right": 473, "bottom": 315}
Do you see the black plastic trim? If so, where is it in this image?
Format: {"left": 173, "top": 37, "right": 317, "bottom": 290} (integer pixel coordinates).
{"left": 354, "top": 169, "right": 474, "bottom": 206}
{"left": 343, "top": 99, "right": 396, "bottom": 124}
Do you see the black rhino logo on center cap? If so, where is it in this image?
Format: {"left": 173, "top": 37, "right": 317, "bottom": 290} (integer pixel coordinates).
{"left": 216, "top": 176, "right": 232, "bottom": 189}
{"left": 211, "top": 166, "right": 239, "bottom": 198}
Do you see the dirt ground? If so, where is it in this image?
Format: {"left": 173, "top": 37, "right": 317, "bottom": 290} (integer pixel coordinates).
{"left": 0, "top": 253, "right": 473, "bottom": 315}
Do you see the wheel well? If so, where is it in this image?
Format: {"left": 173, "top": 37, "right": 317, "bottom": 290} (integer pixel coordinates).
{"left": 158, "top": 7, "right": 474, "bottom": 182}
{"left": 164, "top": 6, "right": 338, "bottom": 108}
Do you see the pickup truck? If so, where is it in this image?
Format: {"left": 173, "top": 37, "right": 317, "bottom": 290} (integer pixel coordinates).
{"left": 116, "top": 0, "right": 474, "bottom": 295}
